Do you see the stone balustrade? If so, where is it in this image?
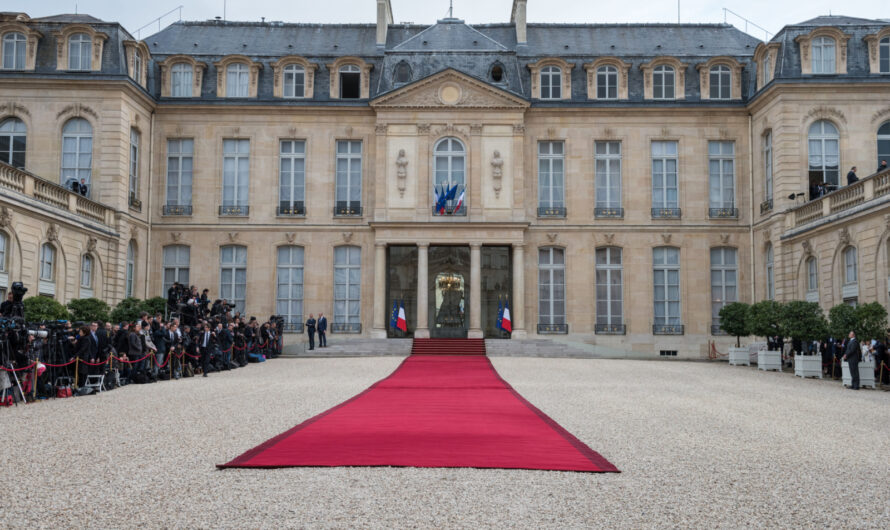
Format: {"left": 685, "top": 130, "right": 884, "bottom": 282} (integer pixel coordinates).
{"left": 792, "top": 167, "right": 890, "bottom": 228}
{"left": 0, "top": 161, "right": 114, "bottom": 226}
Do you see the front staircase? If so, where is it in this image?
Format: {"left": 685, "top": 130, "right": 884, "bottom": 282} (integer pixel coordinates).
{"left": 411, "top": 338, "right": 486, "bottom": 356}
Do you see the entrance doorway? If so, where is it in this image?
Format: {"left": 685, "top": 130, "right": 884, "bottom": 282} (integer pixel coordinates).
{"left": 429, "top": 246, "right": 469, "bottom": 338}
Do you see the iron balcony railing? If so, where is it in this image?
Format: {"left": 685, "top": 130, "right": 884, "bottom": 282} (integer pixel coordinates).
{"left": 759, "top": 199, "right": 773, "bottom": 215}
{"left": 594, "top": 207, "right": 624, "bottom": 219}
{"left": 537, "top": 323, "right": 568, "bottom": 334}
{"left": 163, "top": 204, "right": 192, "bottom": 216}
{"left": 537, "top": 206, "right": 567, "bottom": 218}
{"left": 711, "top": 323, "right": 727, "bottom": 335}
{"left": 277, "top": 202, "right": 305, "bottom": 216}
{"left": 653, "top": 324, "right": 684, "bottom": 335}
{"left": 708, "top": 207, "right": 738, "bottom": 219}
{"left": 219, "top": 205, "right": 249, "bottom": 216}
{"left": 651, "top": 207, "right": 681, "bottom": 219}
{"left": 595, "top": 323, "right": 626, "bottom": 335}
{"left": 334, "top": 203, "right": 362, "bottom": 217}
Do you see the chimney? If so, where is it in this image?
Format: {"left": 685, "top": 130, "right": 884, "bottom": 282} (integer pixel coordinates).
{"left": 511, "top": 0, "right": 527, "bottom": 45}
{"left": 376, "top": 0, "right": 393, "bottom": 47}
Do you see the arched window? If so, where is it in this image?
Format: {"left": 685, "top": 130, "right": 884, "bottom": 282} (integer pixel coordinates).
{"left": 881, "top": 37, "right": 889, "bottom": 73}
{"left": 765, "top": 243, "right": 774, "bottom": 300}
{"left": 68, "top": 33, "right": 92, "bottom": 71}
{"left": 61, "top": 118, "right": 92, "bottom": 191}
{"left": 40, "top": 243, "right": 55, "bottom": 281}
{"left": 538, "top": 247, "right": 566, "bottom": 327}
{"left": 540, "top": 66, "right": 561, "bottom": 99}
{"left": 653, "top": 65, "right": 675, "bottom": 100}
{"left": 133, "top": 50, "right": 142, "bottom": 83}
{"left": 339, "top": 64, "right": 361, "bottom": 99}
{"left": 226, "top": 63, "right": 249, "bottom": 97}
{"left": 283, "top": 64, "right": 305, "bottom": 98}
{"left": 808, "top": 120, "right": 840, "bottom": 189}
{"left": 333, "top": 246, "right": 361, "bottom": 329}
{"left": 162, "top": 245, "right": 190, "bottom": 294}
{"left": 277, "top": 246, "right": 304, "bottom": 331}
{"left": 80, "top": 254, "right": 93, "bottom": 289}
{"left": 595, "top": 247, "right": 622, "bottom": 329}
{"left": 433, "top": 137, "right": 466, "bottom": 214}
{"left": 762, "top": 54, "right": 772, "bottom": 85}
{"left": 0, "top": 117, "right": 26, "bottom": 168}
{"left": 126, "top": 241, "right": 136, "bottom": 298}
{"left": 812, "top": 36, "right": 836, "bottom": 74}
{"left": 878, "top": 121, "right": 890, "bottom": 172}
{"left": 394, "top": 62, "right": 411, "bottom": 85}
{"left": 653, "top": 247, "right": 681, "bottom": 327}
{"left": 220, "top": 245, "right": 247, "bottom": 313}
{"left": 843, "top": 246, "right": 857, "bottom": 285}
{"left": 2, "top": 32, "right": 26, "bottom": 70}
{"left": 710, "top": 247, "right": 738, "bottom": 331}
{"left": 710, "top": 64, "right": 731, "bottom": 99}
{"left": 0, "top": 231, "right": 8, "bottom": 273}
{"left": 806, "top": 257, "right": 818, "bottom": 294}
{"left": 170, "top": 63, "right": 193, "bottom": 97}
{"left": 596, "top": 65, "right": 618, "bottom": 99}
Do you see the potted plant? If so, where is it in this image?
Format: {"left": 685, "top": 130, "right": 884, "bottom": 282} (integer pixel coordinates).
{"left": 747, "top": 300, "right": 784, "bottom": 371}
{"left": 719, "top": 302, "right": 751, "bottom": 366}
{"left": 782, "top": 301, "right": 828, "bottom": 379}
{"left": 839, "top": 302, "right": 887, "bottom": 389}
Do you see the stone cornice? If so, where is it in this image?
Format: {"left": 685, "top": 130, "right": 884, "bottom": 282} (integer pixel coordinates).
{"left": 370, "top": 68, "right": 529, "bottom": 110}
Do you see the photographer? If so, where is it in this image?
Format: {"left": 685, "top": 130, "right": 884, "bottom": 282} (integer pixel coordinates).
{"left": 0, "top": 292, "right": 13, "bottom": 317}
{"left": 151, "top": 321, "right": 170, "bottom": 378}
{"left": 217, "top": 322, "right": 234, "bottom": 371}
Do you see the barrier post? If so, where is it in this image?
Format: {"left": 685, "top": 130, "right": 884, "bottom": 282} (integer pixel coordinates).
{"left": 73, "top": 358, "right": 79, "bottom": 389}
{"left": 32, "top": 359, "right": 38, "bottom": 399}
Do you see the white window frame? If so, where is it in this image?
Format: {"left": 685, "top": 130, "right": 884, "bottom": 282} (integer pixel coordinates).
{"left": 807, "top": 257, "right": 818, "bottom": 293}
{"left": 68, "top": 33, "right": 91, "bottom": 71}
{"left": 219, "top": 245, "right": 247, "bottom": 313}
{"left": 126, "top": 241, "right": 135, "bottom": 298}
{"left": 277, "top": 246, "right": 304, "bottom": 330}
{"left": 162, "top": 245, "right": 190, "bottom": 295}
{"left": 283, "top": 64, "right": 305, "bottom": 98}
{"left": 595, "top": 141, "right": 622, "bottom": 209}
{"left": 595, "top": 247, "right": 623, "bottom": 326}
{"left": 339, "top": 64, "right": 361, "bottom": 99}
{"left": 0, "top": 117, "right": 26, "bottom": 169}
{"left": 651, "top": 141, "right": 679, "bottom": 209}
{"left": 710, "top": 247, "right": 738, "bottom": 325}
{"left": 710, "top": 65, "right": 731, "bottom": 99}
{"left": 653, "top": 65, "right": 675, "bottom": 100}
{"left": 808, "top": 120, "right": 840, "bottom": 188}
{"left": 540, "top": 66, "right": 562, "bottom": 100}
{"left": 129, "top": 128, "right": 140, "bottom": 199}
{"left": 2, "top": 32, "right": 26, "bottom": 70}
{"left": 171, "top": 63, "right": 193, "bottom": 97}
{"left": 766, "top": 244, "right": 774, "bottom": 300}
{"left": 653, "top": 247, "right": 681, "bottom": 326}
{"left": 537, "top": 141, "right": 565, "bottom": 209}
{"left": 843, "top": 246, "right": 858, "bottom": 285}
{"left": 762, "top": 54, "right": 772, "bottom": 85}
{"left": 222, "top": 139, "right": 250, "bottom": 207}
{"left": 226, "top": 63, "right": 250, "bottom": 97}
{"left": 335, "top": 140, "right": 362, "bottom": 210}
{"left": 61, "top": 118, "right": 92, "bottom": 191}
{"left": 878, "top": 121, "right": 890, "bottom": 170}
{"left": 596, "top": 65, "right": 617, "bottom": 99}
{"left": 881, "top": 37, "right": 890, "bottom": 74}
{"left": 333, "top": 246, "right": 361, "bottom": 325}
{"left": 0, "top": 231, "right": 8, "bottom": 272}
{"left": 133, "top": 50, "right": 142, "bottom": 83}
{"left": 708, "top": 141, "right": 735, "bottom": 210}
{"left": 166, "top": 139, "right": 193, "bottom": 207}
{"left": 538, "top": 247, "right": 566, "bottom": 325}
{"left": 80, "top": 254, "right": 92, "bottom": 289}
{"left": 763, "top": 131, "right": 773, "bottom": 202}
{"left": 40, "top": 243, "right": 55, "bottom": 282}
{"left": 280, "top": 139, "right": 306, "bottom": 213}
{"left": 812, "top": 36, "right": 836, "bottom": 74}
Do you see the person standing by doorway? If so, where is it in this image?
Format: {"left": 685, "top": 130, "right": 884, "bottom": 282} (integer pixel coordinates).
{"left": 306, "top": 314, "right": 316, "bottom": 351}
{"left": 317, "top": 313, "right": 327, "bottom": 348}
{"left": 842, "top": 330, "right": 860, "bottom": 390}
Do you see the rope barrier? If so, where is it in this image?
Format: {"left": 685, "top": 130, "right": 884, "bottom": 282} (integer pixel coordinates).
{"left": 0, "top": 362, "right": 37, "bottom": 372}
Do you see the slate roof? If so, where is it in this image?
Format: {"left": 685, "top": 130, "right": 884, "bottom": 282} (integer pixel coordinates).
{"left": 794, "top": 15, "right": 882, "bottom": 26}
{"left": 32, "top": 14, "right": 107, "bottom": 23}
{"left": 392, "top": 18, "right": 509, "bottom": 52}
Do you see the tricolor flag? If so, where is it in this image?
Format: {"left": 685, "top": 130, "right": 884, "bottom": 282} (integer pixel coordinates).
{"left": 501, "top": 299, "right": 512, "bottom": 333}
{"left": 454, "top": 186, "right": 466, "bottom": 212}
{"left": 434, "top": 185, "right": 447, "bottom": 214}
{"left": 496, "top": 299, "right": 504, "bottom": 331}
{"left": 389, "top": 300, "right": 399, "bottom": 329}
{"left": 397, "top": 300, "right": 408, "bottom": 332}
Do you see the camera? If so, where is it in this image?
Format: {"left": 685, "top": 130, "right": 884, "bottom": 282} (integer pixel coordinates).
{"left": 27, "top": 329, "right": 48, "bottom": 339}
{"left": 10, "top": 281, "right": 26, "bottom": 302}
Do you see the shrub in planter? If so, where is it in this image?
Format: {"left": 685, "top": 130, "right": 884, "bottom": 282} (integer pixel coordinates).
{"left": 828, "top": 304, "right": 857, "bottom": 340}
{"left": 747, "top": 300, "right": 784, "bottom": 345}
{"left": 23, "top": 296, "right": 71, "bottom": 322}
{"left": 109, "top": 297, "right": 144, "bottom": 324}
{"left": 67, "top": 297, "right": 111, "bottom": 323}
{"left": 141, "top": 297, "right": 168, "bottom": 317}
{"left": 781, "top": 301, "right": 828, "bottom": 355}
{"left": 854, "top": 302, "right": 888, "bottom": 342}
{"left": 718, "top": 302, "right": 750, "bottom": 347}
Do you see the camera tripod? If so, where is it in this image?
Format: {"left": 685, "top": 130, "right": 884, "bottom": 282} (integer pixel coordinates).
{"left": 1, "top": 361, "right": 26, "bottom": 405}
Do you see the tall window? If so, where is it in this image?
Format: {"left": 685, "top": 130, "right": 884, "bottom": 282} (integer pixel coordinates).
{"left": 881, "top": 37, "right": 889, "bottom": 74}
{"left": 710, "top": 247, "right": 738, "bottom": 327}
{"left": 162, "top": 245, "right": 190, "bottom": 294}
{"left": 129, "top": 129, "right": 140, "bottom": 199}
{"left": 334, "top": 246, "right": 361, "bottom": 326}
{"left": 763, "top": 131, "right": 773, "bottom": 204}
{"left": 222, "top": 139, "right": 250, "bottom": 208}
{"left": 280, "top": 140, "right": 306, "bottom": 215}
{"left": 540, "top": 66, "right": 561, "bottom": 99}
{"left": 40, "top": 243, "right": 55, "bottom": 281}
{"left": 2, "top": 32, "right": 26, "bottom": 70}
{"left": 765, "top": 243, "right": 774, "bottom": 300}
{"left": 709, "top": 141, "right": 735, "bottom": 212}
{"left": 61, "top": 118, "right": 92, "bottom": 191}
{"left": 878, "top": 121, "right": 890, "bottom": 170}
{"left": 806, "top": 257, "right": 818, "bottom": 293}
{"left": 595, "top": 247, "right": 623, "bottom": 327}
{"left": 596, "top": 65, "right": 617, "bottom": 99}
{"left": 80, "top": 254, "right": 92, "bottom": 289}
{"left": 595, "top": 141, "right": 621, "bottom": 210}
{"left": 653, "top": 65, "right": 675, "bottom": 99}
{"left": 843, "top": 246, "right": 858, "bottom": 285}
{"left": 538, "top": 247, "right": 566, "bottom": 326}
{"left": 335, "top": 140, "right": 362, "bottom": 213}
{"left": 432, "top": 137, "right": 465, "bottom": 213}
{"left": 226, "top": 63, "right": 249, "bottom": 97}
{"left": 762, "top": 54, "right": 772, "bottom": 85}
{"left": 653, "top": 247, "right": 681, "bottom": 326}
{"left": 0, "top": 117, "right": 26, "bottom": 169}
{"left": 219, "top": 245, "right": 247, "bottom": 313}
{"left": 277, "top": 246, "right": 304, "bottom": 330}
{"left": 538, "top": 141, "right": 565, "bottom": 212}
{"left": 710, "top": 65, "right": 731, "bottom": 99}
{"left": 126, "top": 241, "right": 136, "bottom": 298}
{"left": 0, "top": 231, "right": 7, "bottom": 272}
{"left": 651, "top": 141, "right": 679, "bottom": 210}
{"left": 68, "top": 33, "right": 91, "bottom": 70}
{"left": 808, "top": 120, "right": 840, "bottom": 188}
{"left": 166, "top": 139, "right": 193, "bottom": 208}
{"left": 133, "top": 51, "right": 142, "bottom": 84}
{"left": 283, "top": 64, "right": 305, "bottom": 98}
{"left": 812, "top": 36, "right": 836, "bottom": 74}
{"left": 339, "top": 64, "right": 361, "bottom": 99}
{"left": 171, "top": 63, "right": 192, "bottom": 97}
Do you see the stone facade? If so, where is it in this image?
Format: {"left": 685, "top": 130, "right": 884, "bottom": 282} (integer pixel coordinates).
{"left": 0, "top": 6, "right": 888, "bottom": 357}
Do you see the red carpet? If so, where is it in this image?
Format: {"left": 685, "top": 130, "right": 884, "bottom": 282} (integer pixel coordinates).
{"left": 219, "top": 355, "right": 618, "bottom": 473}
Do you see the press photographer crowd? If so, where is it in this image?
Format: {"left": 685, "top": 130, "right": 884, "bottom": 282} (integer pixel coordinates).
{"left": 1, "top": 281, "right": 284, "bottom": 406}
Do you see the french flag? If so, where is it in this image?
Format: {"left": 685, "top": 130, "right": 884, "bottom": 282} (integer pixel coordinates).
{"left": 397, "top": 300, "right": 408, "bottom": 332}
{"left": 501, "top": 299, "right": 512, "bottom": 333}
{"left": 454, "top": 186, "right": 466, "bottom": 212}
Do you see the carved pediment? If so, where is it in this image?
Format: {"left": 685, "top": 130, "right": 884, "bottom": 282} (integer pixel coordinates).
{"left": 371, "top": 69, "right": 529, "bottom": 110}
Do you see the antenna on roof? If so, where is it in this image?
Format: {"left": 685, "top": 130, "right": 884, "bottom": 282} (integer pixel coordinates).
{"left": 448, "top": 0, "right": 453, "bottom": 18}
{"left": 677, "top": 0, "right": 680, "bottom": 24}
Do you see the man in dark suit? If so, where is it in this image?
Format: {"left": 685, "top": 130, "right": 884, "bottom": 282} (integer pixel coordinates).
{"left": 317, "top": 312, "right": 327, "bottom": 348}
{"left": 0, "top": 293, "right": 13, "bottom": 317}
{"left": 842, "top": 331, "right": 861, "bottom": 390}
{"left": 878, "top": 160, "right": 888, "bottom": 174}
{"left": 217, "top": 323, "right": 234, "bottom": 370}
{"left": 846, "top": 167, "right": 859, "bottom": 185}
{"left": 151, "top": 322, "right": 169, "bottom": 377}
{"left": 199, "top": 324, "right": 216, "bottom": 377}
{"left": 306, "top": 314, "right": 317, "bottom": 351}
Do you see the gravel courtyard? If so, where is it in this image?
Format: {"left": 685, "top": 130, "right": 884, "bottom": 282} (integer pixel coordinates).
{"left": 2, "top": 357, "right": 888, "bottom": 529}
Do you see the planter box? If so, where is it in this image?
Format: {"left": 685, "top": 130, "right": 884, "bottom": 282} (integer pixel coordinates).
{"left": 794, "top": 355, "right": 823, "bottom": 379}
{"left": 842, "top": 360, "right": 876, "bottom": 389}
{"left": 757, "top": 350, "right": 782, "bottom": 372}
{"left": 728, "top": 347, "right": 750, "bottom": 366}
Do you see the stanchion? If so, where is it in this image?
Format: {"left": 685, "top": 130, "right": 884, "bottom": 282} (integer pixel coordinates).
{"left": 74, "top": 358, "right": 79, "bottom": 390}
{"left": 31, "top": 360, "right": 37, "bottom": 400}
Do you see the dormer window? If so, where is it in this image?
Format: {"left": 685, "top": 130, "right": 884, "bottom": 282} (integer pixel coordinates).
{"left": 340, "top": 64, "right": 361, "bottom": 98}
{"left": 68, "top": 33, "right": 91, "bottom": 71}
{"left": 133, "top": 50, "right": 142, "bottom": 84}
{"left": 394, "top": 62, "right": 411, "bottom": 85}
{"left": 881, "top": 37, "right": 889, "bottom": 73}
{"left": 709, "top": 65, "right": 731, "bottom": 100}
{"left": 490, "top": 64, "right": 504, "bottom": 83}
{"left": 283, "top": 64, "right": 305, "bottom": 98}
{"left": 171, "top": 63, "right": 192, "bottom": 97}
{"left": 812, "top": 36, "right": 836, "bottom": 74}
{"left": 540, "top": 66, "right": 561, "bottom": 99}
{"left": 1, "top": 32, "right": 26, "bottom": 70}
{"left": 762, "top": 54, "right": 772, "bottom": 84}
{"left": 596, "top": 65, "right": 618, "bottom": 99}
{"left": 226, "top": 63, "right": 249, "bottom": 97}
{"left": 653, "top": 65, "right": 675, "bottom": 100}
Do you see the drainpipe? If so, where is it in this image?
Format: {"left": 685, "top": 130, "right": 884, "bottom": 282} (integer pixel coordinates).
{"left": 145, "top": 110, "right": 155, "bottom": 299}
{"left": 748, "top": 112, "right": 755, "bottom": 304}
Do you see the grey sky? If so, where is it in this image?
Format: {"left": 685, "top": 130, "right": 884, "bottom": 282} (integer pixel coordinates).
{"left": 16, "top": 0, "right": 888, "bottom": 41}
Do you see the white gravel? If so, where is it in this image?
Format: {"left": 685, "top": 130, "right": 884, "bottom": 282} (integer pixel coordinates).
{"left": 1, "top": 357, "right": 888, "bottom": 529}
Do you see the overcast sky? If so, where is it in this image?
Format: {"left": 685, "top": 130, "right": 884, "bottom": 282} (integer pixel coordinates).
{"left": 16, "top": 0, "right": 888, "bottom": 40}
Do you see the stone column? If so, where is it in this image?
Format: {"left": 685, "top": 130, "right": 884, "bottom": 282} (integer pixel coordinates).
{"left": 371, "top": 242, "right": 387, "bottom": 338}
{"left": 511, "top": 243, "right": 527, "bottom": 339}
{"left": 415, "top": 242, "right": 430, "bottom": 338}
{"left": 469, "top": 242, "right": 483, "bottom": 338}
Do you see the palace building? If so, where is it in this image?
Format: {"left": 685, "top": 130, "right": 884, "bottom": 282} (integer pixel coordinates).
{"left": 0, "top": 1, "right": 889, "bottom": 357}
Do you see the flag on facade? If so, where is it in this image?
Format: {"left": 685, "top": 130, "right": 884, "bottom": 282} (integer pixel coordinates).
{"left": 501, "top": 299, "right": 512, "bottom": 333}
{"left": 496, "top": 298, "right": 504, "bottom": 331}
{"left": 389, "top": 300, "right": 399, "bottom": 329}
{"left": 454, "top": 185, "right": 466, "bottom": 212}
{"left": 445, "top": 183, "right": 458, "bottom": 202}
{"left": 434, "top": 184, "right": 447, "bottom": 214}
{"left": 397, "top": 300, "right": 408, "bottom": 332}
